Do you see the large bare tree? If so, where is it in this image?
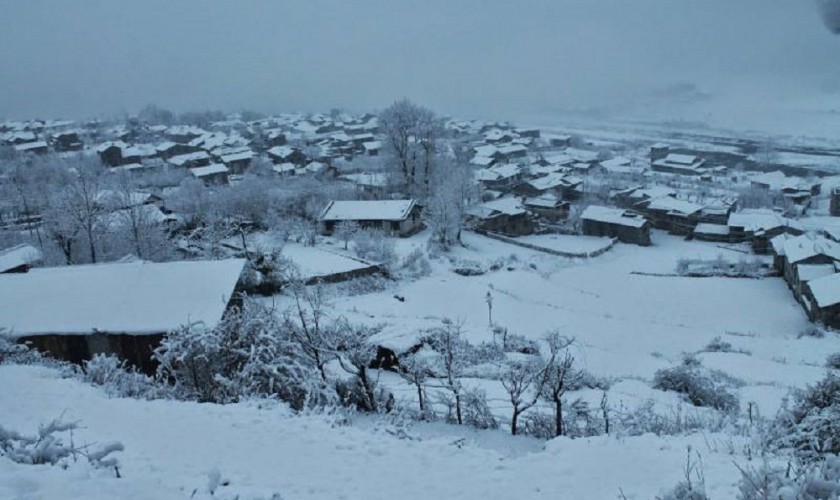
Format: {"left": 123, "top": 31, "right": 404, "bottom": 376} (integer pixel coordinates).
{"left": 379, "top": 99, "right": 444, "bottom": 196}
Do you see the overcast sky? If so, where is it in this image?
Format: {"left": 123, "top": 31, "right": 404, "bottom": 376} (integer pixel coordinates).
{"left": 1, "top": 1, "right": 838, "bottom": 130}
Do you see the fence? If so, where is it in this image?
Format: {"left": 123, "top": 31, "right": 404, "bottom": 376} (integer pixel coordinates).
{"left": 473, "top": 230, "right": 617, "bottom": 258}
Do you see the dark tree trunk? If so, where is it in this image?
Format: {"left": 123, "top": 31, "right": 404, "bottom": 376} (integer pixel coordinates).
{"left": 555, "top": 398, "right": 564, "bottom": 437}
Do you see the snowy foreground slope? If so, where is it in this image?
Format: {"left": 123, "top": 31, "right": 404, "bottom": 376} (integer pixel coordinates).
{"left": 1, "top": 364, "right": 749, "bottom": 500}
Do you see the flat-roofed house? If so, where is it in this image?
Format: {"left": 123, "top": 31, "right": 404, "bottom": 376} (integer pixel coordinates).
{"left": 319, "top": 199, "right": 422, "bottom": 237}
{"left": 581, "top": 205, "right": 652, "bottom": 246}
{"left": 0, "top": 259, "right": 246, "bottom": 372}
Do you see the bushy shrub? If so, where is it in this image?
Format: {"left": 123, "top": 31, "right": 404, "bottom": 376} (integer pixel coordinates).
{"left": 0, "top": 335, "right": 77, "bottom": 374}
{"left": 154, "top": 299, "right": 327, "bottom": 409}
{"left": 771, "top": 373, "right": 840, "bottom": 461}
{"left": 704, "top": 336, "right": 733, "bottom": 353}
{"left": 798, "top": 325, "right": 826, "bottom": 339}
{"left": 660, "top": 483, "right": 708, "bottom": 500}
{"left": 341, "top": 275, "right": 390, "bottom": 296}
{"left": 451, "top": 259, "right": 485, "bottom": 276}
{"left": 736, "top": 457, "right": 840, "bottom": 500}
{"left": 398, "top": 248, "right": 431, "bottom": 279}
{"left": 83, "top": 354, "right": 168, "bottom": 400}
{"left": 521, "top": 410, "right": 556, "bottom": 439}
{"left": 827, "top": 353, "right": 840, "bottom": 370}
{"left": 460, "top": 388, "right": 498, "bottom": 430}
{"left": 242, "top": 250, "right": 294, "bottom": 295}
{"left": 653, "top": 358, "right": 740, "bottom": 412}
{"left": 615, "top": 400, "right": 735, "bottom": 437}
{"left": 502, "top": 333, "right": 540, "bottom": 355}
{"left": 0, "top": 417, "right": 123, "bottom": 472}
{"left": 352, "top": 229, "right": 396, "bottom": 270}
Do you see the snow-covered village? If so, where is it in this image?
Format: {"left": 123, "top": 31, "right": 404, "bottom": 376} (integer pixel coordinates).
{"left": 4, "top": 2, "right": 840, "bottom": 500}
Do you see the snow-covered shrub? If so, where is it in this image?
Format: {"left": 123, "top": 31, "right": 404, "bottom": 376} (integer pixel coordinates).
{"left": 702, "top": 336, "right": 751, "bottom": 355}
{"left": 0, "top": 335, "right": 77, "bottom": 374}
{"left": 653, "top": 358, "right": 740, "bottom": 412}
{"left": 0, "top": 335, "right": 40, "bottom": 365}
{"left": 522, "top": 410, "right": 557, "bottom": 439}
{"left": 798, "top": 325, "right": 827, "bottom": 339}
{"left": 352, "top": 229, "right": 396, "bottom": 270}
{"left": 451, "top": 259, "right": 485, "bottom": 276}
{"left": 736, "top": 457, "right": 840, "bottom": 500}
{"left": 660, "top": 482, "right": 709, "bottom": 500}
{"left": 464, "top": 341, "right": 506, "bottom": 366}
{"left": 83, "top": 354, "right": 167, "bottom": 399}
{"left": 658, "top": 447, "right": 708, "bottom": 500}
{"left": 460, "top": 388, "right": 498, "bottom": 430}
{"left": 341, "top": 274, "right": 390, "bottom": 296}
{"left": 242, "top": 250, "right": 294, "bottom": 295}
{"left": 770, "top": 373, "right": 840, "bottom": 461}
{"left": 827, "top": 353, "right": 840, "bottom": 370}
{"left": 0, "top": 417, "right": 123, "bottom": 473}
{"left": 704, "top": 336, "right": 733, "bottom": 353}
{"left": 502, "top": 333, "right": 540, "bottom": 355}
{"left": 155, "top": 299, "right": 327, "bottom": 409}
{"left": 615, "top": 400, "right": 734, "bottom": 437}
{"left": 398, "top": 248, "right": 431, "bottom": 279}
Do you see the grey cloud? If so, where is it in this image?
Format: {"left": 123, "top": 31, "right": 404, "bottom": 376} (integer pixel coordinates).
{"left": 818, "top": 0, "right": 840, "bottom": 33}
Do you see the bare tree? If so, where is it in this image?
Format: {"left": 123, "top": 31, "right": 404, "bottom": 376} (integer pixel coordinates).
{"left": 427, "top": 319, "right": 468, "bottom": 425}
{"left": 379, "top": 99, "right": 443, "bottom": 195}
{"left": 541, "top": 332, "right": 582, "bottom": 437}
{"left": 54, "top": 156, "right": 107, "bottom": 263}
{"left": 426, "top": 155, "right": 471, "bottom": 250}
{"left": 500, "top": 356, "right": 549, "bottom": 435}
{"left": 327, "top": 318, "right": 382, "bottom": 412}
{"left": 284, "top": 275, "right": 332, "bottom": 383}
{"left": 334, "top": 220, "right": 360, "bottom": 250}
{"left": 399, "top": 347, "right": 434, "bottom": 416}
{"left": 108, "top": 172, "right": 171, "bottom": 260}
{"left": 42, "top": 192, "right": 82, "bottom": 265}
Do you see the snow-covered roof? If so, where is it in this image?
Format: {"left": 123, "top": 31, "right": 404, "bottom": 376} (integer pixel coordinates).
{"left": 320, "top": 200, "right": 417, "bottom": 222}
{"left": 581, "top": 205, "right": 648, "bottom": 228}
{"left": 470, "top": 156, "right": 495, "bottom": 167}
{"left": 783, "top": 234, "right": 840, "bottom": 265}
{"left": 497, "top": 144, "right": 527, "bottom": 156}
{"left": 750, "top": 171, "right": 787, "bottom": 190}
{"left": 0, "top": 244, "right": 42, "bottom": 273}
{"left": 564, "top": 148, "right": 599, "bottom": 162}
{"left": 527, "top": 173, "right": 565, "bottom": 191}
{"left": 663, "top": 153, "right": 697, "bottom": 165}
{"left": 272, "top": 162, "right": 296, "bottom": 174}
{"left": 168, "top": 151, "right": 210, "bottom": 167}
{"left": 524, "top": 193, "right": 565, "bottom": 208}
{"left": 797, "top": 264, "right": 836, "bottom": 283}
{"left": 466, "top": 197, "right": 526, "bottom": 218}
{"left": 98, "top": 205, "right": 168, "bottom": 229}
{"left": 13, "top": 141, "right": 47, "bottom": 152}
{"left": 770, "top": 233, "right": 792, "bottom": 255}
{"left": 219, "top": 150, "right": 253, "bottom": 163}
{"left": 644, "top": 197, "right": 702, "bottom": 216}
{"left": 0, "top": 259, "right": 246, "bottom": 337}
{"left": 488, "top": 163, "right": 521, "bottom": 179}
{"left": 473, "top": 145, "right": 498, "bottom": 158}
{"left": 600, "top": 156, "right": 631, "bottom": 170}
{"left": 807, "top": 273, "right": 840, "bottom": 308}
{"left": 727, "top": 209, "right": 802, "bottom": 233}
{"left": 362, "top": 141, "right": 381, "bottom": 151}
{"left": 267, "top": 146, "right": 297, "bottom": 158}
{"left": 341, "top": 172, "right": 388, "bottom": 187}
{"left": 190, "top": 164, "right": 229, "bottom": 177}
